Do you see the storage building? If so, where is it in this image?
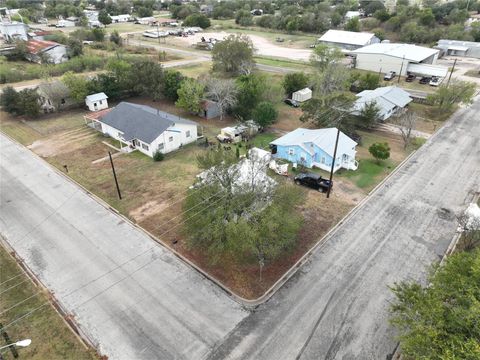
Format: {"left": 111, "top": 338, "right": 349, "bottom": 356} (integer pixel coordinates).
{"left": 351, "top": 43, "right": 444, "bottom": 76}
{"left": 318, "top": 30, "right": 379, "bottom": 51}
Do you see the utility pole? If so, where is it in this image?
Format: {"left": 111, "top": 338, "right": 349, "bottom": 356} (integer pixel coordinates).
{"left": 446, "top": 58, "right": 457, "bottom": 87}
{"left": 108, "top": 152, "right": 122, "bottom": 200}
{"left": 398, "top": 55, "right": 405, "bottom": 84}
{"left": 326, "top": 128, "right": 341, "bottom": 199}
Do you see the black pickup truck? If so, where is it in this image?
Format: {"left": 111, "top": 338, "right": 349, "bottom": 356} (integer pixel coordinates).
{"left": 294, "top": 173, "right": 332, "bottom": 193}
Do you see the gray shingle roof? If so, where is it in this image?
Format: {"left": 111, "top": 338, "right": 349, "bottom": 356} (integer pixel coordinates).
{"left": 99, "top": 102, "right": 198, "bottom": 144}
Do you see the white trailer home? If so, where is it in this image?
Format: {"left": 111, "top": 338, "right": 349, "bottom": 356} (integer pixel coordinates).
{"left": 292, "top": 88, "right": 312, "bottom": 103}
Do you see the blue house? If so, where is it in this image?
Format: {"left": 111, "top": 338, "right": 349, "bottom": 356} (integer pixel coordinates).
{"left": 270, "top": 128, "right": 358, "bottom": 173}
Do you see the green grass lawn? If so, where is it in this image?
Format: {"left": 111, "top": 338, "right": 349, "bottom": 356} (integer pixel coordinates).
{"left": 249, "top": 132, "right": 278, "bottom": 150}
{"left": 254, "top": 56, "right": 311, "bottom": 71}
{"left": 341, "top": 158, "right": 395, "bottom": 189}
{"left": 0, "top": 244, "right": 98, "bottom": 360}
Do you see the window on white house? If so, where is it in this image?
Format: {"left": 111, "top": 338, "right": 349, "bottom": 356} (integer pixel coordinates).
{"left": 99, "top": 100, "right": 102, "bottom": 104}
{"left": 288, "top": 148, "right": 295, "bottom": 155}
{"left": 94, "top": 102, "right": 97, "bottom": 106}
{"left": 142, "top": 143, "right": 149, "bottom": 151}
{"left": 169, "top": 136, "right": 173, "bottom": 142}
{"left": 117, "top": 132, "right": 122, "bottom": 138}
{"left": 158, "top": 143, "right": 164, "bottom": 150}
{"left": 186, "top": 130, "right": 191, "bottom": 138}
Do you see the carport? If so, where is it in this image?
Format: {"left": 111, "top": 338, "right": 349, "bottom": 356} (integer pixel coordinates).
{"left": 407, "top": 63, "right": 448, "bottom": 78}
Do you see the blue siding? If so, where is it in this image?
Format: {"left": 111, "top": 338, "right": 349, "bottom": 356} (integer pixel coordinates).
{"left": 274, "top": 143, "right": 337, "bottom": 169}
{"left": 275, "top": 145, "right": 314, "bottom": 167}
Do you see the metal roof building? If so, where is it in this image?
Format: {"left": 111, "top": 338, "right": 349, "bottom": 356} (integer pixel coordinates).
{"left": 436, "top": 39, "right": 480, "bottom": 59}
{"left": 353, "top": 86, "right": 412, "bottom": 121}
{"left": 351, "top": 43, "right": 441, "bottom": 76}
{"left": 318, "top": 30, "right": 380, "bottom": 50}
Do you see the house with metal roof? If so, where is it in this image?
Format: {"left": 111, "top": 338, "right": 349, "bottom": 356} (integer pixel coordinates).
{"left": 351, "top": 43, "right": 446, "bottom": 77}
{"left": 85, "top": 102, "right": 199, "bottom": 157}
{"left": 318, "top": 30, "right": 379, "bottom": 51}
{"left": 353, "top": 86, "right": 412, "bottom": 121}
{"left": 86, "top": 93, "right": 108, "bottom": 112}
{"left": 436, "top": 39, "right": 480, "bottom": 59}
{"left": 270, "top": 128, "right": 358, "bottom": 172}
{"left": 25, "top": 39, "right": 68, "bottom": 64}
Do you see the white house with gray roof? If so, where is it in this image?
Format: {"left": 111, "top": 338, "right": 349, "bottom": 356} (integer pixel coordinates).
{"left": 353, "top": 86, "right": 412, "bottom": 121}
{"left": 86, "top": 102, "right": 199, "bottom": 157}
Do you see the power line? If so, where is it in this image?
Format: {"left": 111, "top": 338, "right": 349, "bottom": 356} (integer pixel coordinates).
{"left": 0, "top": 279, "right": 29, "bottom": 296}
{"left": 0, "top": 273, "right": 23, "bottom": 287}
{"left": 0, "top": 193, "right": 229, "bottom": 332}
{"left": 0, "top": 292, "right": 42, "bottom": 317}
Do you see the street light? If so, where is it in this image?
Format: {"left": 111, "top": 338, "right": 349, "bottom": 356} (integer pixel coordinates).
{"left": 0, "top": 339, "right": 31, "bottom": 351}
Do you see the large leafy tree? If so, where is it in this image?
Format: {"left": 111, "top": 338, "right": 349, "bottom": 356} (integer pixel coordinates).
{"left": 62, "top": 72, "right": 90, "bottom": 103}
{"left": 390, "top": 249, "right": 480, "bottom": 359}
{"left": 427, "top": 80, "right": 476, "bottom": 111}
{"left": 129, "top": 58, "right": 164, "bottom": 100}
{"left": 301, "top": 92, "right": 357, "bottom": 135}
{"left": 233, "top": 74, "right": 266, "bottom": 120}
{"left": 184, "top": 148, "right": 304, "bottom": 268}
{"left": 282, "top": 72, "right": 309, "bottom": 97}
{"left": 252, "top": 101, "right": 278, "bottom": 128}
{"left": 176, "top": 78, "right": 205, "bottom": 114}
{"left": 163, "top": 70, "right": 185, "bottom": 101}
{"left": 212, "top": 34, "right": 255, "bottom": 75}
{"left": 0, "top": 86, "right": 20, "bottom": 115}
{"left": 98, "top": 10, "right": 112, "bottom": 27}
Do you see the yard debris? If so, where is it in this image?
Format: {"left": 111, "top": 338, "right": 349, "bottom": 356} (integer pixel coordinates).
{"left": 458, "top": 203, "right": 480, "bottom": 231}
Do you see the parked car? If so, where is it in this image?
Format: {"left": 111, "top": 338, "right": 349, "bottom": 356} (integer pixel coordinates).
{"left": 284, "top": 98, "right": 300, "bottom": 108}
{"left": 419, "top": 76, "right": 431, "bottom": 84}
{"left": 429, "top": 76, "right": 442, "bottom": 86}
{"left": 276, "top": 37, "right": 285, "bottom": 42}
{"left": 406, "top": 73, "right": 416, "bottom": 82}
{"left": 294, "top": 173, "right": 332, "bottom": 193}
{"left": 384, "top": 71, "right": 396, "bottom": 81}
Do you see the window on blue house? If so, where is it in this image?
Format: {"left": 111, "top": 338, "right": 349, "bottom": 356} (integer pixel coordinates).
{"left": 288, "top": 148, "right": 295, "bottom": 155}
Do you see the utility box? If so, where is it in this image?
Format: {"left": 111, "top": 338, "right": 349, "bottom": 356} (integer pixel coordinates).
{"left": 292, "top": 88, "right": 312, "bottom": 103}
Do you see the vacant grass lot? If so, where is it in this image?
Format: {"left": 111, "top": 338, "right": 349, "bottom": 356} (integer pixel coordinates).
{"left": 0, "top": 244, "right": 97, "bottom": 360}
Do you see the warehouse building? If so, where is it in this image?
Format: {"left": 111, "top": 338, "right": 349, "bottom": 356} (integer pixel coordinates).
{"left": 317, "top": 30, "right": 379, "bottom": 51}
{"left": 350, "top": 43, "right": 447, "bottom": 77}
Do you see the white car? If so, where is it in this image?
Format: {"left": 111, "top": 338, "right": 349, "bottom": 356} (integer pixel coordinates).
{"left": 429, "top": 77, "right": 443, "bottom": 86}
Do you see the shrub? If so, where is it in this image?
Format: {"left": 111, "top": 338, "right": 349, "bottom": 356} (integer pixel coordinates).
{"left": 153, "top": 151, "right": 164, "bottom": 162}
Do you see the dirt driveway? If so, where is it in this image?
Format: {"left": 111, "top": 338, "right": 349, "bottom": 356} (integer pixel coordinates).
{"left": 177, "top": 31, "right": 313, "bottom": 61}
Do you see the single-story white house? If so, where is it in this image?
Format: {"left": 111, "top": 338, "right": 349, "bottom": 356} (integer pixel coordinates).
{"left": 85, "top": 92, "right": 108, "bottom": 112}
{"left": 292, "top": 88, "right": 312, "bottom": 103}
{"left": 85, "top": 102, "right": 199, "bottom": 157}
{"left": 270, "top": 128, "right": 358, "bottom": 173}
{"left": 318, "top": 30, "right": 380, "bottom": 51}
{"left": 25, "top": 39, "right": 68, "bottom": 64}
{"left": 351, "top": 43, "right": 445, "bottom": 76}
{"left": 353, "top": 86, "right": 412, "bottom": 121}
{"left": 111, "top": 14, "right": 131, "bottom": 23}
{"left": 136, "top": 17, "right": 156, "bottom": 25}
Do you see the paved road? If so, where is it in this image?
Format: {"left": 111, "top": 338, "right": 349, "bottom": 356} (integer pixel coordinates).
{"left": 0, "top": 134, "right": 247, "bottom": 360}
{"left": 207, "top": 99, "right": 480, "bottom": 359}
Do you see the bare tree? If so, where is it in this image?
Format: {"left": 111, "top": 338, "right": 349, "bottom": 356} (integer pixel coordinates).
{"left": 38, "top": 81, "right": 69, "bottom": 112}
{"left": 457, "top": 212, "right": 480, "bottom": 251}
{"left": 394, "top": 110, "right": 417, "bottom": 149}
{"left": 205, "top": 78, "right": 238, "bottom": 120}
